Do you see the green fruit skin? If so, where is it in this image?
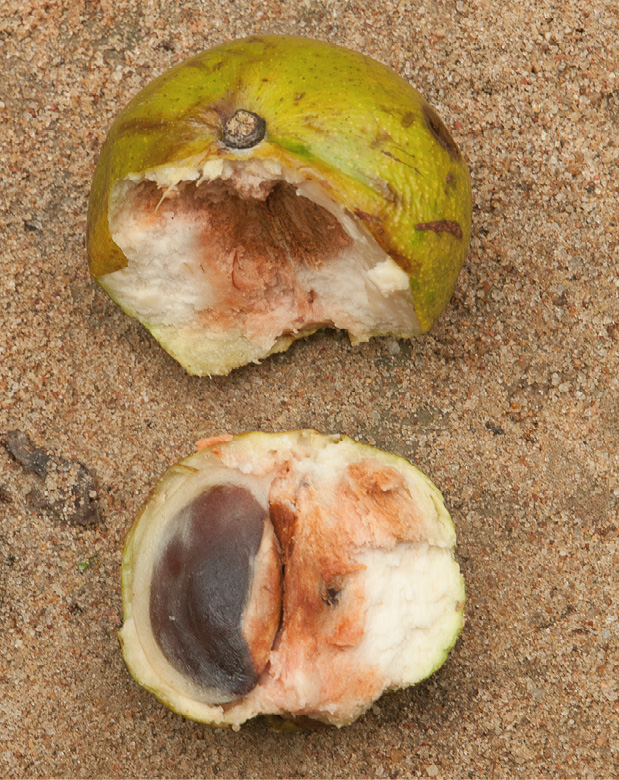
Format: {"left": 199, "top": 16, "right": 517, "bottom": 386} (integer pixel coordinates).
{"left": 88, "top": 35, "right": 472, "bottom": 332}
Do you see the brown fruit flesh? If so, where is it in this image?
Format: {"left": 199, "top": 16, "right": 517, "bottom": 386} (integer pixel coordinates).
{"left": 116, "top": 178, "right": 355, "bottom": 341}
{"left": 264, "top": 459, "right": 428, "bottom": 713}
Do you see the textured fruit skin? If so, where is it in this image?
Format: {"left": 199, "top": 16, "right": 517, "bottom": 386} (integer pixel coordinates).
{"left": 88, "top": 35, "right": 472, "bottom": 332}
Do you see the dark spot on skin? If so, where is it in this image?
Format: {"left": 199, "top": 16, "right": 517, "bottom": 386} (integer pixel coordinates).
{"left": 301, "top": 122, "right": 324, "bottom": 136}
{"left": 149, "top": 485, "right": 266, "bottom": 701}
{"left": 422, "top": 103, "right": 461, "bottom": 160}
{"left": 302, "top": 113, "right": 320, "bottom": 121}
{"left": 388, "top": 248, "right": 418, "bottom": 274}
{"left": 401, "top": 111, "right": 416, "bottom": 127}
{"left": 116, "top": 116, "right": 176, "bottom": 137}
{"left": 295, "top": 92, "right": 305, "bottom": 101}
{"left": 381, "top": 149, "right": 418, "bottom": 171}
{"left": 370, "top": 130, "right": 393, "bottom": 149}
{"left": 415, "top": 220, "right": 463, "bottom": 239}
{"left": 228, "top": 36, "right": 277, "bottom": 56}
{"left": 371, "top": 177, "right": 399, "bottom": 204}
{"left": 444, "top": 172, "right": 458, "bottom": 195}
{"left": 354, "top": 209, "right": 382, "bottom": 224}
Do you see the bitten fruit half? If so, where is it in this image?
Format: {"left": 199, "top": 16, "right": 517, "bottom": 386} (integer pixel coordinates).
{"left": 87, "top": 35, "right": 472, "bottom": 376}
{"left": 119, "top": 431, "right": 465, "bottom": 727}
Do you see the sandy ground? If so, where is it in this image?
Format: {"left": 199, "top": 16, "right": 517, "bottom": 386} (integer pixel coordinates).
{"left": 1, "top": 0, "right": 618, "bottom": 777}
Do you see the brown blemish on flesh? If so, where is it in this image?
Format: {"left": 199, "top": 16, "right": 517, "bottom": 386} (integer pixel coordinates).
{"left": 260, "top": 457, "right": 428, "bottom": 716}
{"left": 422, "top": 103, "right": 461, "bottom": 160}
{"left": 269, "top": 478, "right": 297, "bottom": 562}
{"left": 385, "top": 248, "right": 417, "bottom": 275}
{"left": 415, "top": 220, "right": 463, "bottom": 239}
{"left": 124, "top": 179, "right": 353, "bottom": 339}
{"left": 265, "top": 464, "right": 383, "bottom": 711}
{"left": 320, "top": 582, "right": 342, "bottom": 607}
{"left": 334, "top": 460, "right": 426, "bottom": 545}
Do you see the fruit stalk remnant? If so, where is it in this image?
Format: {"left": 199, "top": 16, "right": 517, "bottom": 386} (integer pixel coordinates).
{"left": 222, "top": 109, "right": 267, "bottom": 149}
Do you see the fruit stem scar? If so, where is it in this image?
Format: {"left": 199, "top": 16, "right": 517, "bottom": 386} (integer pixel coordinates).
{"left": 222, "top": 109, "right": 266, "bottom": 149}
{"left": 415, "top": 220, "right": 463, "bottom": 239}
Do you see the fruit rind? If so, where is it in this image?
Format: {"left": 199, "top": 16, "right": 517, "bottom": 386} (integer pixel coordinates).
{"left": 88, "top": 36, "right": 472, "bottom": 375}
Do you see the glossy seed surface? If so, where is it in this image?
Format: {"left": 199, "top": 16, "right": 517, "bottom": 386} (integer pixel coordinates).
{"left": 149, "top": 484, "right": 266, "bottom": 700}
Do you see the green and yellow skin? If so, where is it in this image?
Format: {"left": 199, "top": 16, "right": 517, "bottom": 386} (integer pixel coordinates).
{"left": 88, "top": 35, "right": 472, "bottom": 368}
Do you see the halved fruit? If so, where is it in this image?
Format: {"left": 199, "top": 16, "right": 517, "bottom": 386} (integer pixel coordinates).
{"left": 88, "top": 35, "right": 472, "bottom": 375}
{"left": 120, "top": 431, "right": 465, "bottom": 727}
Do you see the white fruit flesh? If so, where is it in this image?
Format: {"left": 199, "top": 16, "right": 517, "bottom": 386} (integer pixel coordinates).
{"left": 102, "top": 159, "right": 419, "bottom": 374}
{"left": 120, "top": 432, "right": 465, "bottom": 727}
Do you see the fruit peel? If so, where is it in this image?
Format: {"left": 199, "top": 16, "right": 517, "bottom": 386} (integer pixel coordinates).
{"left": 88, "top": 36, "right": 472, "bottom": 374}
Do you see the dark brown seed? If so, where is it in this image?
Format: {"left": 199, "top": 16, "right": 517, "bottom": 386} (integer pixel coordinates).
{"left": 149, "top": 485, "right": 267, "bottom": 700}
